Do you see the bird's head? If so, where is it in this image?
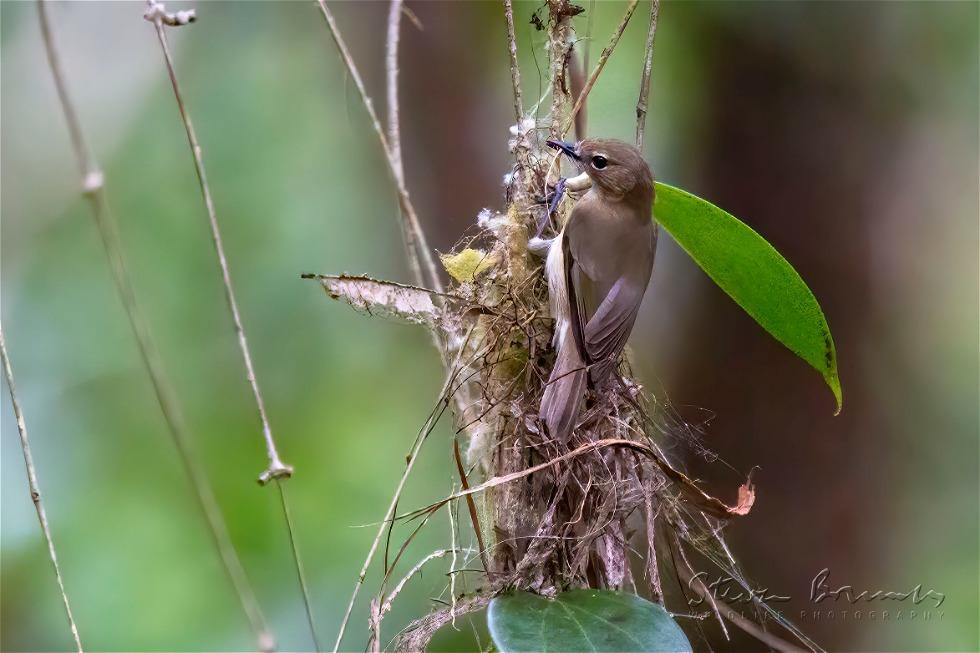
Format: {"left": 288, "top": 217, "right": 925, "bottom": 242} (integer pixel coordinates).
{"left": 546, "top": 138, "right": 653, "bottom": 198}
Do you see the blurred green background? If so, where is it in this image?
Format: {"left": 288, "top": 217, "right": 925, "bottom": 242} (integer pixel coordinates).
{"left": 2, "top": 2, "right": 977, "bottom": 651}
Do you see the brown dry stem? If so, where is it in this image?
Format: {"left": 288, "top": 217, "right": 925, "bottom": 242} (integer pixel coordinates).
{"left": 635, "top": 0, "right": 661, "bottom": 149}
{"left": 317, "top": 0, "right": 442, "bottom": 295}
{"left": 41, "top": 2, "right": 271, "bottom": 649}
{"left": 0, "top": 324, "right": 83, "bottom": 652}
{"left": 145, "top": 0, "right": 292, "bottom": 487}
{"left": 564, "top": 0, "right": 640, "bottom": 136}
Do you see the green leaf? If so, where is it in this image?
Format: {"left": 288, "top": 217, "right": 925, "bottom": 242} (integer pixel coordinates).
{"left": 654, "top": 182, "right": 842, "bottom": 414}
{"left": 488, "top": 590, "right": 692, "bottom": 653}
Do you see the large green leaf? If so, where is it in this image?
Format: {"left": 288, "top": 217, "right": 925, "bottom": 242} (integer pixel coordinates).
{"left": 488, "top": 589, "right": 692, "bottom": 653}
{"left": 654, "top": 182, "right": 842, "bottom": 413}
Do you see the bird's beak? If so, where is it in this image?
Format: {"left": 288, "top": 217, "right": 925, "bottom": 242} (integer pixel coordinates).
{"left": 546, "top": 139, "right": 580, "bottom": 161}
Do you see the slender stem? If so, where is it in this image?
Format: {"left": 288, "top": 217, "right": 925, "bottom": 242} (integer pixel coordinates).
{"left": 502, "top": 0, "right": 524, "bottom": 123}
{"left": 0, "top": 324, "right": 83, "bottom": 652}
{"left": 278, "top": 480, "right": 322, "bottom": 652}
{"left": 36, "top": 1, "right": 92, "bottom": 180}
{"left": 332, "top": 328, "right": 485, "bottom": 652}
{"left": 380, "top": 549, "right": 454, "bottom": 618}
{"left": 385, "top": 0, "right": 405, "bottom": 182}
{"left": 635, "top": 0, "right": 660, "bottom": 149}
{"left": 145, "top": 3, "right": 291, "bottom": 486}
{"left": 582, "top": 0, "right": 595, "bottom": 75}
{"left": 674, "top": 550, "right": 802, "bottom": 653}
{"left": 330, "top": 360, "right": 461, "bottom": 653}
{"left": 318, "top": 0, "right": 443, "bottom": 294}
{"left": 384, "top": 0, "right": 425, "bottom": 289}
{"left": 146, "top": 5, "right": 337, "bottom": 651}
{"left": 563, "top": 0, "right": 639, "bottom": 136}
{"left": 39, "top": 2, "right": 271, "bottom": 649}
{"left": 547, "top": 0, "right": 573, "bottom": 141}
{"left": 446, "top": 501, "right": 459, "bottom": 622}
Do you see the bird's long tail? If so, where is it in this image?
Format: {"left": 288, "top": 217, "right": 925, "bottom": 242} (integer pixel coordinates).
{"left": 539, "top": 338, "right": 587, "bottom": 443}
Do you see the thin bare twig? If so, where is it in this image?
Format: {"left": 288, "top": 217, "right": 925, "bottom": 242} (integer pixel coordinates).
{"left": 145, "top": 5, "right": 328, "bottom": 651}
{"left": 635, "top": 0, "right": 660, "bottom": 149}
{"left": 332, "top": 322, "right": 487, "bottom": 653}
{"left": 330, "top": 358, "right": 463, "bottom": 653}
{"left": 381, "top": 549, "right": 455, "bottom": 619}
{"left": 278, "top": 482, "right": 322, "bottom": 652}
{"left": 563, "top": 0, "right": 639, "bottom": 136}
{"left": 386, "top": 0, "right": 405, "bottom": 180}
{"left": 1, "top": 324, "right": 83, "bottom": 652}
{"left": 318, "top": 0, "right": 443, "bottom": 294}
{"left": 548, "top": 0, "right": 574, "bottom": 140}
{"left": 144, "top": 1, "right": 291, "bottom": 486}
{"left": 672, "top": 531, "right": 730, "bottom": 641}
{"left": 583, "top": 0, "right": 596, "bottom": 75}
{"left": 39, "top": 2, "right": 271, "bottom": 649}
{"left": 392, "top": 593, "right": 491, "bottom": 652}
{"left": 446, "top": 501, "right": 459, "bottom": 626}
{"left": 453, "top": 437, "right": 489, "bottom": 572}
{"left": 502, "top": 0, "right": 524, "bottom": 123}
{"left": 673, "top": 542, "right": 802, "bottom": 653}
{"left": 384, "top": 0, "right": 427, "bottom": 289}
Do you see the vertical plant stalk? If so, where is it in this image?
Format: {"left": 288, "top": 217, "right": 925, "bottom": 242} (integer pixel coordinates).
{"left": 318, "top": 0, "right": 443, "bottom": 294}
{"left": 329, "top": 364, "right": 460, "bottom": 653}
{"left": 670, "top": 532, "right": 803, "bottom": 652}
{"left": 145, "top": 2, "right": 291, "bottom": 486}
{"left": 385, "top": 0, "right": 405, "bottom": 179}
{"left": 385, "top": 0, "right": 492, "bottom": 580}
{"left": 278, "top": 482, "right": 322, "bottom": 652}
{"left": 582, "top": 0, "right": 596, "bottom": 75}
{"left": 0, "top": 324, "right": 83, "bottom": 652}
{"left": 384, "top": 0, "right": 425, "bottom": 290}
{"left": 502, "top": 0, "right": 534, "bottom": 184}
{"left": 502, "top": 0, "right": 525, "bottom": 123}
{"left": 144, "top": 3, "right": 323, "bottom": 650}
{"left": 37, "top": 2, "right": 272, "bottom": 649}
{"left": 635, "top": 0, "right": 660, "bottom": 149}
{"left": 317, "top": 4, "right": 483, "bottom": 648}
{"left": 563, "top": 0, "right": 639, "bottom": 136}
{"left": 547, "top": 0, "right": 574, "bottom": 140}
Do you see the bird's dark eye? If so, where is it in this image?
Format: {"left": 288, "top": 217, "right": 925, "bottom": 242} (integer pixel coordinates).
{"left": 591, "top": 155, "right": 608, "bottom": 170}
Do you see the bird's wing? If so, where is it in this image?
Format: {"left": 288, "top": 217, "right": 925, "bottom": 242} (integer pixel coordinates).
{"left": 562, "top": 232, "right": 591, "bottom": 369}
{"left": 564, "top": 200, "right": 654, "bottom": 387}
{"left": 582, "top": 277, "right": 646, "bottom": 385}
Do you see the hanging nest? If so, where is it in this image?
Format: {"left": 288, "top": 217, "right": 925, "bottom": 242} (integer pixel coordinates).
{"left": 308, "top": 121, "right": 799, "bottom": 653}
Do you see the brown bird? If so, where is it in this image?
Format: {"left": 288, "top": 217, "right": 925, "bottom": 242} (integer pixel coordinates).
{"left": 539, "top": 138, "right": 657, "bottom": 442}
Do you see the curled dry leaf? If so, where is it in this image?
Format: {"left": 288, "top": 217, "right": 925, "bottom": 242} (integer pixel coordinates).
{"left": 308, "top": 274, "right": 441, "bottom": 326}
{"left": 656, "top": 458, "right": 756, "bottom": 519}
